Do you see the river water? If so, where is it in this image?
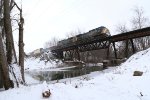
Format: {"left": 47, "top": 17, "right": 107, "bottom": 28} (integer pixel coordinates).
{"left": 26, "top": 65, "right": 103, "bottom": 82}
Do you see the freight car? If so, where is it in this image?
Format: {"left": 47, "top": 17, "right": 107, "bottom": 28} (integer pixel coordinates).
{"left": 57, "top": 26, "right": 110, "bottom": 47}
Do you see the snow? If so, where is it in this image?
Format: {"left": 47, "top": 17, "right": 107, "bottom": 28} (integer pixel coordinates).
{"left": 120, "top": 48, "right": 150, "bottom": 74}
{"left": 9, "top": 64, "right": 23, "bottom": 87}
{"left": 1, "top": 48, "right": 150, "bottom": 100}
{"left": 24, "top": 57, "right": 62, "bottom": 70}
{"left": 25, "top": 73, "right": 39, "bottom": 85}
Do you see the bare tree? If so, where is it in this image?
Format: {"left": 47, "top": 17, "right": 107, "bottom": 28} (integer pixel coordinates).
{"left": 65, "top": 29, "right": 82, "bottom": 38}
{"left": 12, "top": 1, "right": 25, "bottom": 83}
{"left": 4, "top": 0, "right": 13, "bottom": 64}
{"left": 18, "top": 12, "right": 25, "bottom": 82}
{"left": 0, "top": 0, "right": 13, "bottom": 88}
{"left": 0, "top": 0, "right": 24, "bottom": 90}
{"left": 116, "top": 23, "right": 128, "bottom": 33}
{"left": 44, "top": 37, "right": 59, "bottom": 48}
{"left": 131, "top": 6, "right": 149, "bottom": 29}
{"left": 0, "top": 32, "right": 12, "bottom": 90}
{"left": 131, "top": 6, "right": 150, "bottom": 50}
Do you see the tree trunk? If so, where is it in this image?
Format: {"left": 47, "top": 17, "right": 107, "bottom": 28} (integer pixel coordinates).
{"left": 4, "top": 0, "right": 13, "bottom": 64}
{"left": 0, "top": 64, "right": 4, "bottom": 88}
{"left": 0, "top": 32, "right": 12, "bottom": 90}
{"left": 19, "top": 10, "right": 25, "bottom": 82}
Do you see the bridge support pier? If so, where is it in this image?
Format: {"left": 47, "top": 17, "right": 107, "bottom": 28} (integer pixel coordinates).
{"left": 112, "top": 42, "right": 117, "bottom": 59}
{"left": 76, "top": 48, "right": 80, "bottom": 61}
{"left": 125, "top": 40, "right": 129, "bottom": 58}
{"left": 130, "top": 39, "right": 136, "bottom": 54}
{"left": 106, "top": 43, "right": 110, "bottom": 59}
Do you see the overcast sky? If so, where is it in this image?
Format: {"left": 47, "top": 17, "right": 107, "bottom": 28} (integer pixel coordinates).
{"left": 15, "top": 0, "right": 150, "bottom": 53}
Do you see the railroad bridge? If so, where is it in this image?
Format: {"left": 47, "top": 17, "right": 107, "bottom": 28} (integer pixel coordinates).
{"left": 50, "top": 27, "right": 150, "bottom": 61}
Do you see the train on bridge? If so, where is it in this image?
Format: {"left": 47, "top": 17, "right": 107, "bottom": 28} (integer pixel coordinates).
{"left": 50, "top": 26, "right": 150, "bottom": 60}
{"left": 57, "top": 26, "right": 111, "bottom": 47}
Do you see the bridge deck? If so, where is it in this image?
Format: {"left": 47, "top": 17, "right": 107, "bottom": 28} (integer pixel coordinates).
{"left": 110, "top": 27, "right": 150, "bottom": 42}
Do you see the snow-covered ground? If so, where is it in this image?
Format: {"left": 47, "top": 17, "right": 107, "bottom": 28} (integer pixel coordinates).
{"left": 1, "top": 48, "right": 150, "bottom": 100}
{"left": 24, "top": 57, "right": 78, "bottom": 72}
{"left": 24, "top": 57, "right": 62, "bottom": 70}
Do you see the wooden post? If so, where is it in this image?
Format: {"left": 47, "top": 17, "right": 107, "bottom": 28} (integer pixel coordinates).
{"left": 113, "top": 42, "right": 117, "bottom": 59}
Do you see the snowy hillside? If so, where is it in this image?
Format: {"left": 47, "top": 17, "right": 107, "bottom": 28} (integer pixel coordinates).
{"left": 1, "top": 48, "right": 150, "bottom": 100}
{"left": 120, "top": 48, "right": 150, "bottom": 74}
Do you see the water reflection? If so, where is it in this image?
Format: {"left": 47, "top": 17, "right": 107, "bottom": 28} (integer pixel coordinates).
{"left": 27, "top": 66, "right": 103, "bottom": 82}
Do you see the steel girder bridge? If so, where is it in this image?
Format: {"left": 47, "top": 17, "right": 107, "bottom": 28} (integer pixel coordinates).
{"left": 50, "top": 27, "right": 150, "bottom": 60}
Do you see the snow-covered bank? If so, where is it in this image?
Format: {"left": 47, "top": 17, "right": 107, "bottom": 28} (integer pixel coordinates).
{"left": 24, "top": 57, "right": 62, "bottom": 70}
{"left": 119, "top": 48, "right": 150, "bottom": 75}
{"left": 1, "top": 48, "right": 150, "bottom": 100}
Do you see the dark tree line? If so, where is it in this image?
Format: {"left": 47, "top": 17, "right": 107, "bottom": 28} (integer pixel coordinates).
{"left": 0, "top": 0, "right": 24, "bottom": 90}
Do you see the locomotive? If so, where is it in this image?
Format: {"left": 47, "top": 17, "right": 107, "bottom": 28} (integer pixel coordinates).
{"left": 57, "top": 26, "right": 110, "bottom": 47}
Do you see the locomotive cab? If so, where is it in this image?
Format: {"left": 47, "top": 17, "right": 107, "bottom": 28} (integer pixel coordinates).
{"left": 101, "top": 26, "right": 110, "bottom": 36}
{"left": 93, "top": 26, "right": 110, "bottom": 39}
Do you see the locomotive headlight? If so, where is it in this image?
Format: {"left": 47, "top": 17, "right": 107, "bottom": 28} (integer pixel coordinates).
{"left": 102, "top": 28, "right": 108, "bottom": 33}
{"left": 102, "top": 28, "right": 110, "bottom": 36}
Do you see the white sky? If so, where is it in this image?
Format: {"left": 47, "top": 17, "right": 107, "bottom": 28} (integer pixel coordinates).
{"left": 14, "top": 0, "right": 150, "bottom": 53}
